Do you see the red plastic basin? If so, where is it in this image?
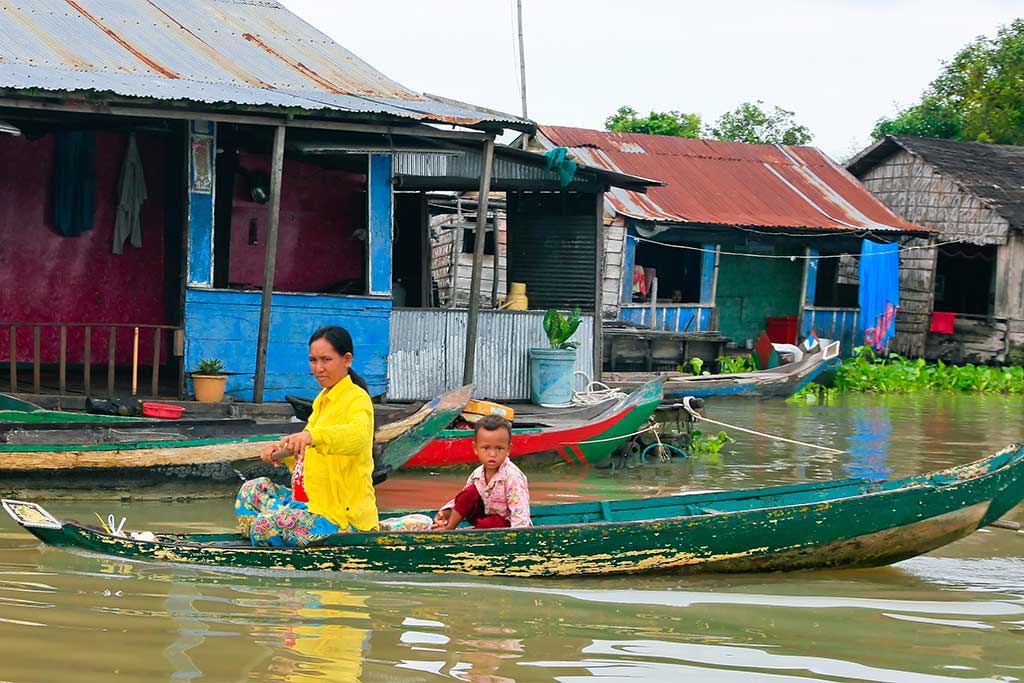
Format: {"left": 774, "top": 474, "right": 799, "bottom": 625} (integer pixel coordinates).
{"left": 142, "top": 402, "right": 185, "bottom": 419}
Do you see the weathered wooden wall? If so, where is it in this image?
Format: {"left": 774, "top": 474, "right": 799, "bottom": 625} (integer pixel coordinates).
{"left": 602, "top": 216, "right": 627, "bottom": 318}
{"left": 429, "top": 214, "right": 507, "bottom": 308}
{"left": 858, "top": 148, "right": 1012, "bottom": 359}
{"left": 924, "top": 314, "right": 1009, "bottom": 364}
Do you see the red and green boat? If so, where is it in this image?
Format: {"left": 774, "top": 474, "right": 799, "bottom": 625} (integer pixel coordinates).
{"left": 404, "top": 378, "right": 664, "bottom": 468}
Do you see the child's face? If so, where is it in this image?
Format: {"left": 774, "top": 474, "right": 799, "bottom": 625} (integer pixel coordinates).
{"left": 472, "top": 427, "right": 511, "bottom": 471}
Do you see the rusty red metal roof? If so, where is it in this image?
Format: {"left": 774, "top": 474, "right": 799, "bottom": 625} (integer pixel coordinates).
{"left": 0, "top": 0, "right": 528, "bottom": 129}
{"left": 539, "top": 126, "right": 930, "bottom": 233}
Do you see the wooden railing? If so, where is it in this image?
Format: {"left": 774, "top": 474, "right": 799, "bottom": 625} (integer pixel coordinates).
{"left": 2, "top": 323, "right": 183, "bottom": 397}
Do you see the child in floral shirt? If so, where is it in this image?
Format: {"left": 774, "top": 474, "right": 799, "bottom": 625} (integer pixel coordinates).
{"left": 432, "top": 415, "right": 532, "bottom": 529}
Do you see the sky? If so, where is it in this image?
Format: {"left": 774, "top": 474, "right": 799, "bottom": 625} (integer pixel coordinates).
{"left": 278, "top": 1, "right": 1021, "bottom": 161}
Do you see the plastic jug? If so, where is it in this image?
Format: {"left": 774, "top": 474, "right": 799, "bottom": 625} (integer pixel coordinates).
{"left": 498, "top": 282, "right": 529, "bottom": 310}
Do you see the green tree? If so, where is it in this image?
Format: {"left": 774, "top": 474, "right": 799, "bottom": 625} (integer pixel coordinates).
{"left": 708, "top": 101, "right": 813, "bottom": 145}
{"left": 605, "top": 106, "right": 702, "bottom": 138}
{"left": 872, "top": 19, "right": 1024, "bottom": 144}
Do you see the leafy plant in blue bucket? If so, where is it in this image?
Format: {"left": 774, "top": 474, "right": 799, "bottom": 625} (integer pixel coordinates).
{"left": 543, "top": 308, "right": 582, "bottom": 349}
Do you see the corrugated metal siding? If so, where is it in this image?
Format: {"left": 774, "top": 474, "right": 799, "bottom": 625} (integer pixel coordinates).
{"left": 388, "top": 310, "right": 594, "bottom": 401}
{"left": 507, "top": 192, "right": 597, "bottom": 311}
{"left": 539, "top": 126, "right": 931, "bottom": 234}
{"left": 0, "top": 0, "right": 522, "bottom": 126}
{"left": 394, "top": 150, "right": 593, "bottom": 187}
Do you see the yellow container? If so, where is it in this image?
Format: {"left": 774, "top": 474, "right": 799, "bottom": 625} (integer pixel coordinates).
{"left": 498, "top": 282, "right": 529, "bottom": 310}
{"left": 461, "top": 399, "right": 515, "bottom": 423}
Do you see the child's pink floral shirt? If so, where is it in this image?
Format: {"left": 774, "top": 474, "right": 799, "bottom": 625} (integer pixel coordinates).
{"left": 443, "top": 458, "right": 532, "bottom": 527}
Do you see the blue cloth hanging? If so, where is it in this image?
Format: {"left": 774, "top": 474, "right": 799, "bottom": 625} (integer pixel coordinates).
{"left": 52, "top": 131, "right": 96, "bottom": 237}
{"left": 858, "top": 239, "right": 900, "bottom": 352}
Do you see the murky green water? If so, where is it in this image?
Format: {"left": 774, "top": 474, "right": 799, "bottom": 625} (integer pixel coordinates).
{"left": 2, "top": 393, "right": 1024, "bottom": 682}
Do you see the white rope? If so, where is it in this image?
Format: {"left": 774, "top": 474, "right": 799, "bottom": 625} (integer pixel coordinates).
{"left": 571, "top": 371, "right": 627, "bottom": 406}
{"left": 682, "top": 397, "right": 845, "bottom": 454}
{"left": 560, "top": 422, "right": 658, "bottom": 445}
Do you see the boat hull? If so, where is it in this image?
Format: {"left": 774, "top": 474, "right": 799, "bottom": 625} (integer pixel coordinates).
{"left": 0, "top": 386, "right": 474, "bottom": 497}
{"left": 606, "top": 341, "right": 842, "bottom": 400}
{"left": 404, "top": 379, "right": 664, "bottom": 468}
{"left": 7, "top": 444, "right": 1022, "bottom": 577}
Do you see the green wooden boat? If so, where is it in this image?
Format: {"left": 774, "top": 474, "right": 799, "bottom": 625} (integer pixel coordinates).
{"left": 5, "top": 444, "right": 1023, "bottom": 577}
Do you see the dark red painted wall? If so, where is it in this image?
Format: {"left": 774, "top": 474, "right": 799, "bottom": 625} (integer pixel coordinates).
{"left": 228, "top": 153, "right": 366, "bottom": 292}
{"left": 0, "top": 131, "right": 169, "bottom": 363}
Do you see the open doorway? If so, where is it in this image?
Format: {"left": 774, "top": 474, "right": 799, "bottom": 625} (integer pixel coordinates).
{"left": 392, "top": 192, "right": 429, "bottom": 307}
{"left": 934, "top": 244, "right": 995, "bottom": 315}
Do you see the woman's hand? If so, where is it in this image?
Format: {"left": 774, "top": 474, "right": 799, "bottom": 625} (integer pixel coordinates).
{"left": 286, "top": 430, "right": 314, "bottom": 457}
{"left": 259, "top": 441, "right": 284, "bottom": 466}
{"left": 260, "top": 430, "right": 313, "bottom": 466}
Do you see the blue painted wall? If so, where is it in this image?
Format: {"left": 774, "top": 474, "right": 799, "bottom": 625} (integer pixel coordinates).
{"left": 803, "top": 248, "right": 819, "bottom": 307}
{"left": 620, "top": 305, "right": 713, "bottom": 332}
{"left": 700, "top": 244, "right": 717, "bottom": 305}
{"left": 184, "top": 289, "right": 391, "bottom": 400}
{"left": 368, "top": 154, "right": 393, "bottom": 296}
{"left": 187, "top": 121, "right": 215, "bottom": 286}
{"left": 800, "top": 307, "right": 860, "bottom": 356}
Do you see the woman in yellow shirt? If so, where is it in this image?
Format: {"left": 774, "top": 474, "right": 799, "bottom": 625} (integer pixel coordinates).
{"left": 235, "top": 326, "right": 379, "bottom": 547}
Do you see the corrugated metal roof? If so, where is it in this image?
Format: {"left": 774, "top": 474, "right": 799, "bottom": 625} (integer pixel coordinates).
{"left": 0, "top": 0, "right": 526, "bottom": 128}
{"left": 539, "top": 126, "right": 931, "bottom": 233}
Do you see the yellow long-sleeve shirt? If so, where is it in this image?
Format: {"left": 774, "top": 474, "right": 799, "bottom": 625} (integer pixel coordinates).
{"left": 298, "top": 375, "right": 378, "bottom": 531}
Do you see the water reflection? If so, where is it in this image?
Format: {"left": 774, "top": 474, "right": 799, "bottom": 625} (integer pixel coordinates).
{"left": 1, "top": 393, "right": 1024, "bottom": 682}
{"left": 844, "top": 407, "right": 893, "bottom": 480}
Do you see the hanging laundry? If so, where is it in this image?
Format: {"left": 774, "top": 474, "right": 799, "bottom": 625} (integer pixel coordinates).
{"left": 113, "top": 133, "right": 147, "bottom": 254}
{"left": 52, "top": 131, "right": 96, "bottom": 236}
{"left": 858, "top": 239, "right": 900, "bottom": 352}
{"left": 631, "top": 264, "right": 647, "bottom": 298}
{"left": 930, "top": 311, "right": 956, "bottom": 335}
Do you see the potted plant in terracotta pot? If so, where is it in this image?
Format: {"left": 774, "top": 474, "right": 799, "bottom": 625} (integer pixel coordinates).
{"left": 191, "top": 357, "right": 227, "bottom": 403}
{"left": 528, "top": 308, "right": 581, "bottom": 406}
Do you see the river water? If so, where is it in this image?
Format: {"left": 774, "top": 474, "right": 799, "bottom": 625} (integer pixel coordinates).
{"left": 1, "top": 394, "right": 1023, "bottom": 682}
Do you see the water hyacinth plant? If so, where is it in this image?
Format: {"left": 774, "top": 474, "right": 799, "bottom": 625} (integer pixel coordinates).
{"left": 834, "top": 346, "right": 1024, "bottom": 394}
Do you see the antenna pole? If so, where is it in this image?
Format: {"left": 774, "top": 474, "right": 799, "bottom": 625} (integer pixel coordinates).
{"left": 516, "top": 0, "right": 529, "bottom": 149}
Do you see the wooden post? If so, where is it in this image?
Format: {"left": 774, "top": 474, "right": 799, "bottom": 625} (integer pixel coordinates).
{"left": 7, "top": 324, "right": 15, "bottom": 392}
{"left": 107, "top": 326, "right": 116, "bottom": 396}
{"left": 151, "top": 328, "right": 161, "bottom": 397}
{"left": 83, "top": 326, "right": 91, "bottom": 397}
{"left": 131, "top": 326, "right": 139, "bottom": 396}
{"left": 593, "top": 192, "right": 604, "bottom": 380}
{"left": 462, "top": 138, "right": 495, "bottom": 385}
{"left": 58, "top": 325, "right": 67, "bottom": 394}
{"left": 491, "top": 212, "right": 500, "bottom": 308}
{"left": 420, "top": 192, "right": 431, "bottom": 307}
{"left": 32, "top": 326, "right": 40, "bottom": 394}
{"left": 253, "top": 125, "right": 286, "bottom": 403}
{"left": 648, "top": 277, "right": 659, "bottom": 330}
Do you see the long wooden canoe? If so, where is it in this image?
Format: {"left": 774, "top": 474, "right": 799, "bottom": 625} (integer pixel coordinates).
{"left": 6, "top": 444, "right": 1023, "bottom": 577}
{"left": 605, "top": 340, "right": 841, "bottom": 400}
{"left": 0, "top": 385, "right": 474, "bottom": 496}
{"left": 404, "top": 378, "right": 664, "bottom": 468}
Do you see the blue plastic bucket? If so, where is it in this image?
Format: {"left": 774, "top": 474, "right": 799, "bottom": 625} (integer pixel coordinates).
{"left": 528, "top": 348, "right": 577, "bottom": 406}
